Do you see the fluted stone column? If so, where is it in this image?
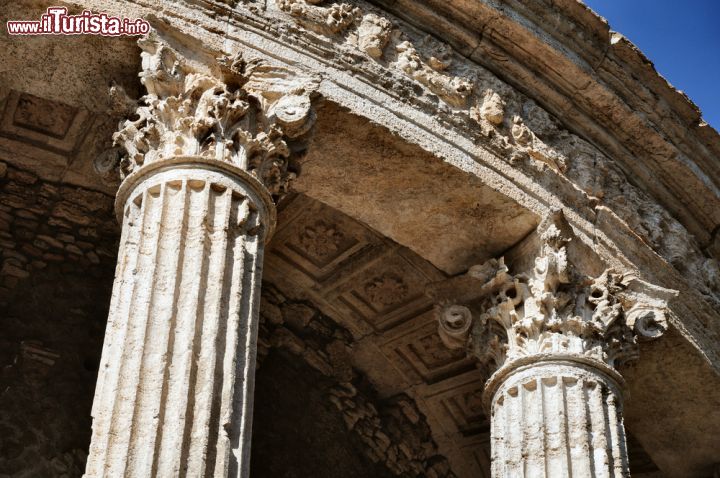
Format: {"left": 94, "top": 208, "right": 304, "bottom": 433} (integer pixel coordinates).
{"left": 431, "top": 211, "right": 676, "bottom": 478}
{"left": 85, "top": 34, "right": 317, "bottom": 478}
{"left": 486, "top": 359, "right": 628, "bottom": 477}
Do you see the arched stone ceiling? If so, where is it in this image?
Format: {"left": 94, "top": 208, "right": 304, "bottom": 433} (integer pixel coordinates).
{"left": 262, "top": 192, "right": 672, "bottom": 477}
{"left": 293, "top": 101, "right": 538, "bottom": 275}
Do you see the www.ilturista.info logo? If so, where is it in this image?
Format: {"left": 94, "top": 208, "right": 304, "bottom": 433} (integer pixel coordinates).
{"left": 7, "top": 7, "right": 150, "bottom": 36}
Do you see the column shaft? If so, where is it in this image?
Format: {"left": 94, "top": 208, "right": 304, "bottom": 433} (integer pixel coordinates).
{"left": 489, "top": 362, "right": 629, "bottom": 478}
{"left": 85, "top": 163, "right": 268, "bottom": 478}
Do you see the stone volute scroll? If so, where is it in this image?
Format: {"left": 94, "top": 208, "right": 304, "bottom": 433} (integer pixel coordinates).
{"left": 428, "top": 210, "right": 677, "bottom": 478}
{"left": 84, "top": 33, "right": 318, "bottom": 478}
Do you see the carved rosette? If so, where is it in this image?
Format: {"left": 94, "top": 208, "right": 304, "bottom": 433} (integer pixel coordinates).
{"left": 364, "top": 273, "right": 409, "bottom": 307}
{"left": 113, "top": 34, "right": 318, "bottom": 201}
{"left": 429, "top": 210, "right": 677, "bottom": 478}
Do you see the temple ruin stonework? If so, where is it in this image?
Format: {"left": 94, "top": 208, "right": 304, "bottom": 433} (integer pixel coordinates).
{"left": 1, "top": 1, "right": 719, "bottom": 477}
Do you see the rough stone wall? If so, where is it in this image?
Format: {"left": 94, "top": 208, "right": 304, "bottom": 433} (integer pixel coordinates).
{"left": 0, "top": 161, "right": 118, "bottom": 307}
{"left": 0, "top": 163, "right": 118, "bottom": 477}
{"left": 252, "top": 350, "right": 399, "bottom": 478}
{"left": 257, "top": 283, "right": 456, "bottom": 478}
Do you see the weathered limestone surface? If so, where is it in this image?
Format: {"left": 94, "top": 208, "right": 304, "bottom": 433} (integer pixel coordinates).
{"left": 85, "top": 164, "right": 269, "bottom": 477}
{"left": 489, "top": 362, "right": 628, "bottom": 478}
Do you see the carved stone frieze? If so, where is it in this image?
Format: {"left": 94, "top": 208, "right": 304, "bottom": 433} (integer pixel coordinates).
{"left": 273, "top": 1, "right": 475, "bottom": 108}
{"left": 113, "top": 34, "right": 319, "bottom": 198}
{"left": 431, "top": 210, "right": 678, "bottom": 376}
{"left": 267, "top": 0, "right": 720, "bottom": 314}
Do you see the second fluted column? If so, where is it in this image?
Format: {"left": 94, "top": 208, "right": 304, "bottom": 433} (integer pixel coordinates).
{"left": 431, "top": 211, "right": 676, "bottom": 478}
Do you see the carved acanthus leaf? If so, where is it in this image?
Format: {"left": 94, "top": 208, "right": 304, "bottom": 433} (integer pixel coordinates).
{"left": 113, "top": 34, "right": 318, "bottom": 198}
{"left": 276, "top": 0, "right": 360, "bottom": 35}
{"left": 430, "top": 210, "right": 678, "bottom": 374}
{"left": 395, "top": 41, "right": 473, "bottom": 108}
{"left": 357, "top": 13, "right": 392, "bottom": 59}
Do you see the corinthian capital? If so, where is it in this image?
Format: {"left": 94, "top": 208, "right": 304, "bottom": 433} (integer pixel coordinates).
{"left": 428, "top": 210, "right": 678, "bottom": 375}
{"left": 113, "top": 34, "right": 319, "bottom": 199}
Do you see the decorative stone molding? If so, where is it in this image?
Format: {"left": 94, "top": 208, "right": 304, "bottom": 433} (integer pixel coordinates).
{"left": 357, "top": 13, "right": 392, "bottom": 59}
{"left": 395, "top": 41, "right": 473, "bottom": 108}
{"left": 276, "top": 0, "right": 360, "bottom": 35}
{"left": 273, "top": 2, "right": 475, "bottom": 109}
{"left": 267, "top": 0, "right": 720, "bottom": 318}
{"left": 113, "top": 34, "right": 319, "bottom": 199}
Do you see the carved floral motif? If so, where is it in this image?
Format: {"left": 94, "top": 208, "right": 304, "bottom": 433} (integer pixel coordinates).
{"left": 276, "top": 0, "right": 360, "bottom": 35}
{"left": 298, "top": 221, "right": 344, "bottom": 258}
{"left": 416, "top": 333, "right": 463, "bottom": 366}
{"left": 113, "top": 34, "right": 318, "bottom": 198}
{"left": 357, "top": 13, "right": 392, "bottom": 59}
{"left": 396, "top": 41, "right": 474, "bottom": 108}
{"left": 433, "top": 210, "right": 677, "bottom": 374}
{"left": 274, "top": 2, "right": 475, "bottom": 108}
{"left": 364, "top": 273, "right": 409, "bottom": 307}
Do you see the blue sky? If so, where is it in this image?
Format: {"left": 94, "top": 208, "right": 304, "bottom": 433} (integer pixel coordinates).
{"left": 583, "top": 0, "right": 720, "bottom": 129}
